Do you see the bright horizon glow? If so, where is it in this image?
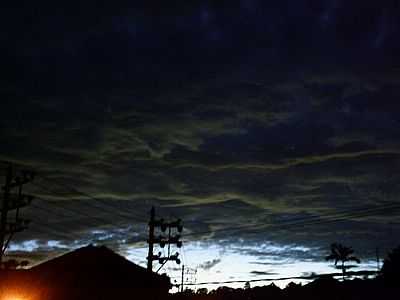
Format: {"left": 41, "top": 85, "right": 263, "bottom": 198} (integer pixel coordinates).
{"left": 8, "top": 238, "right": 378, "bottom": 292}
{"left": 124, "top": 241, "right": 378, "bottom": 292}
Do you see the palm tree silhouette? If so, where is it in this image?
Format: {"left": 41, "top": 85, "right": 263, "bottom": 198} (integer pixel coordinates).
{"left": 325, "top": 243, "right": 361, "bottom": 280}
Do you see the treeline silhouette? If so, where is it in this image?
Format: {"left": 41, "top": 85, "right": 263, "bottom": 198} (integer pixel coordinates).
{"left": 171, "top": 278, "right": 398, "bottom": 300}
{"left": 170, "top": 245, "right": 400, "bottom": 300}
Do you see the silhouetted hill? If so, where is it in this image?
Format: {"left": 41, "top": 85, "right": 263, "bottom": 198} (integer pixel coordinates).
{"left": 32, "top": 244, "right": 164, "bottom": 284}
{"left": 0, "top": 245, "right": 171, "bottom": 300}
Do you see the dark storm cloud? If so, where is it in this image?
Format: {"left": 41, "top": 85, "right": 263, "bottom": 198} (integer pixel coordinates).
{"left": 3, "top": 69, "right": 400, "bottom": 262}
{"left": 250, "top": 271, "right": 278, "bottom": 277}
{"left": 4, "top": 69, "right": 400, "bottom": 248}
{"left": 2, "top": 1, "right": 400, "bottom": 262}
{"left": 250, "top": 261, "right": 289, "bottom": 266}
{"left": 198, "top": 258, "right": 222, "bottom": 271}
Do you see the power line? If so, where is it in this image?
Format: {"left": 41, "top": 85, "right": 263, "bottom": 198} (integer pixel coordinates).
{"left": 2, "top": 162, "right": 149, "bottom": 223}
{"left": 17, "top": 192, "right": 148, "bottom": 249}
{"left": 5, "top": 178, "right": 150, "bottom": 258}
{"left": 32, "top": 181, "right": 400, "bottom": 256}
{"left": 29, "top": 181, "right": 149, "bottom": 245}
{"left": 5, "top": 163, "right": 156, "bottom": 221}
{"left": 182, "top": 201, "right": 400, "bottom": 240}
{"left": 31, "top": 182, "right": 130, "bottom": 229}
{"left": 16, "top": 202, "right": 123, "bottom": 246}
{"left": 9, "top": 213, "right": 148, "bottom": 256}
{"left": 31, "top": 180, "right": 397, "bottom": 246}
{"left": 25, "top": 179, "right": 400, "bottom": 246}
{"left": 25, "top": 172, "right": 400, "bottom": 260}
{"left": 36, "top": 175, "right": 149, "bottom": 223}
{"left": 29, "top": 201, "right": 109, "bottom": 234}
{"left": 4, "top": 163, "right": 397, "bottom": 249}
{"left": 28, "top": 200, "right": 141, "bottom": 242}
{"left": 184, "top": 270, "right": 379, "bottom": 286}
{"left": 9, "top": 161, "right": 400, "bottom": 244}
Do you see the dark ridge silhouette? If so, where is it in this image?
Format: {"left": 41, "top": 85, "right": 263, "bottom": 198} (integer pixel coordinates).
{"left": 0, "top": 244, "right": 171, "bottom": 300}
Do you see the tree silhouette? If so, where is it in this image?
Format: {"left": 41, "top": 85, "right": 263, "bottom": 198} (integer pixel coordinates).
{"left": 1, "top": 259, "right": 30, "bottom": 270}
{"left": 380, "top": 245, "right": 400, "bottom": 285}
{"left": 2, "top": 259, "right": 19, "bottom": 270}
{"left": 18, "top": 260, "right": 30, "bottom": 268}
{"left": 325, "top": 243, "right": 360, "bottom": 280}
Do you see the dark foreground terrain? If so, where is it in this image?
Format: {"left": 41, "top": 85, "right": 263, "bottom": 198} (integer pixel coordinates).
{"left": 171, "top": 277, "right": 399, "bottom": 300}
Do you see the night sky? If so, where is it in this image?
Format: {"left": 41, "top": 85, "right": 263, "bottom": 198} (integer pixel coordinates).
{"left": 2, "top": 0, "right": 400, "bottom": 289}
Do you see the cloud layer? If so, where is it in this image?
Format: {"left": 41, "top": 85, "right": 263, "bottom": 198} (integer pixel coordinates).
{"left": 1, "top": 1, "right": 400, "bottom": 266}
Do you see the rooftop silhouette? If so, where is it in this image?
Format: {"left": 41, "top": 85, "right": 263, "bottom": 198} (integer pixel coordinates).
{"left": 0, "top": 244, "right": 171, "bottom": 300}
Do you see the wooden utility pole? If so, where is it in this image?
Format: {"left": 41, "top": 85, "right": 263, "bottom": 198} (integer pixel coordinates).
{"left": 376, "top": 247, "right": 380, "bottom": 272}
{"left": 181, "top": 264, "right": 185, "bottom": 293}
{"left": 0, "top": 165, "right": 12, "bottom": 265}
{"left": 146, "top": 206, "right": 183, "bottom": 272}
{"left": 0, "top": 164, "right": 34, "bottom": 266}
{"left": 147, "top": 207, "right": 156, "bottom": 271}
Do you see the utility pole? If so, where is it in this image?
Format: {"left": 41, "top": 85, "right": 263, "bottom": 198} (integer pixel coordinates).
{"left": 0, "top": 165, "right": 12, "bottom": 266}
{"left": 147, "top": 207, "right": 156, "bottom": 272}
{"left": 186, "top": 267, "right": 197, "bottom": 286}
{"left": 147, "top": 206, "right": 183, "bottom": 272}
{"left": 376, "top": 247, "right": 380, "bottom": 272}
{"left": 177, "top": 265, "right": 197, "bottom": 292}
{"left": 0, "top": 164, "right": 35, "bottom": 266}
{"left": 181, "top": 264, "right": 185, "bottom": 293}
